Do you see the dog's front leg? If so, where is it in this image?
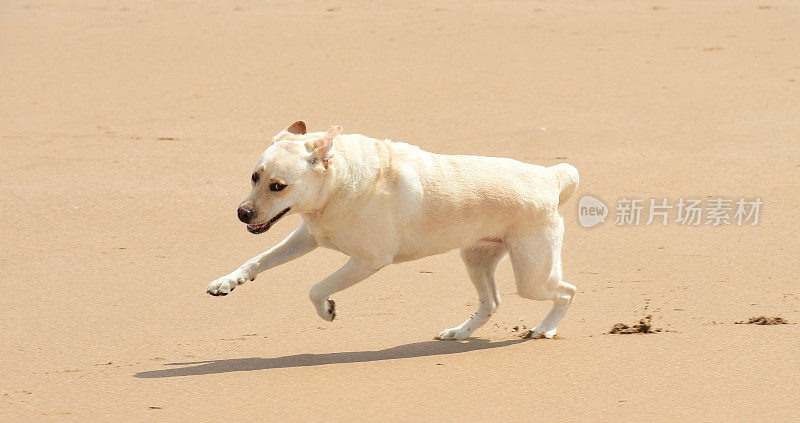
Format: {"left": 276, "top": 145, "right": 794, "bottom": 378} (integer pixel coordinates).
{"left": 206, "top": 224, "right": 317, "bottom": 296}
{"left": 309, "top": 258, "right": 377, "bottom": 321}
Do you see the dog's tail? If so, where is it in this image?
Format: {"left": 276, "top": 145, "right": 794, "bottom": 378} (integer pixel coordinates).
{"left": 549, "top": 163, "right": 579, "bottom": 206}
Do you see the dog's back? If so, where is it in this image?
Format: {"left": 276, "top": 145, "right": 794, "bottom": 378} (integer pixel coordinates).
{"left": 329, "top": 135, "right": 578, "bottom": 261}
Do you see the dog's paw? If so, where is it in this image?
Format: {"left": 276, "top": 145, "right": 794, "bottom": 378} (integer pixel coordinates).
{"left": 434, "top": 327, "right": 471, "bottom": 341}
{"left": 522, "top": 327, "right": 557, "bottom": 339}
{"left": 314, "top": 299, "right": 336, "bottom": 322}
{"left": 206, "top": 269, "right": 252, "bottom": 296}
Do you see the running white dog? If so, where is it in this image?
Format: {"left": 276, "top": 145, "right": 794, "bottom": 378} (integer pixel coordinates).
{"left": 207, "top": 121, "right": 579, "bottom": 339}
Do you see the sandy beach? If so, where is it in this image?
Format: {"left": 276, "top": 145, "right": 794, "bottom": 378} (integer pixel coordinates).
{"left": 1, "top": 0, "right": 799, "bottom": 420}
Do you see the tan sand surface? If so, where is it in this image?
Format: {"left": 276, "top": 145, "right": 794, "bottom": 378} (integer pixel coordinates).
{"left": 1, "top": 0, "right": 799, "bottom": 421}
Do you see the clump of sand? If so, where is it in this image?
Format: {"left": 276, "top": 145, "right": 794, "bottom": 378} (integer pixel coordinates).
{"left": 735, "top": 316, "right": 789, "bottom": 325}
{"left": 609, "top": 315, "right": 662, "bottom": 334}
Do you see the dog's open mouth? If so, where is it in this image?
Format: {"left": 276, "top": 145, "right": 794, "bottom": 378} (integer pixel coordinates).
{"left": 246, "top": 207, "right": 291, "bottom": 234}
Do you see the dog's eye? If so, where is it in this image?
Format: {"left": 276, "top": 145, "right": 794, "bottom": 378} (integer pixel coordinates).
{"left": 269, "top": 182, "right": 287, "bottom": 192}
{"left": 251, "top": 172, "right": 259, "bottom": 184}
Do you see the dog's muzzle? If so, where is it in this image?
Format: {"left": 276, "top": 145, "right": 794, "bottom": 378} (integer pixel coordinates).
{"left": 246, "top": 207, "right": 291, "bottom": 234}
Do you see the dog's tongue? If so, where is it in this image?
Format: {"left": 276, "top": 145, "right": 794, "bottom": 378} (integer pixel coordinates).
{"left": 247, "top": 221, "right": 270, "bottom": 232}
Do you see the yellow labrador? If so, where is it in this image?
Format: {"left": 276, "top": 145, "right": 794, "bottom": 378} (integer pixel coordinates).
{"left": 207, "top": 121, "right": 579, "bottom": 339}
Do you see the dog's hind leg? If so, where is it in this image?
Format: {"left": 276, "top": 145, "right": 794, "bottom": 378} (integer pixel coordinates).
{"left": 435, "top": 243, "right": 506, "bottom": 340}
{"left": 508, "top": 217, "right": 576, "bottom": 339}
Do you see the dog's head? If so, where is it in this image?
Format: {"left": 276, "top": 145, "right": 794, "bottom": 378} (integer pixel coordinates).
{"left": 237, "top": 121, "right": 341, "bottom": 234}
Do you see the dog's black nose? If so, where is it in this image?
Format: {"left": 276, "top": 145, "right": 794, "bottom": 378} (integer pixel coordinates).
{"left": 237, "top": 206, "right": 255, "bottom": 223}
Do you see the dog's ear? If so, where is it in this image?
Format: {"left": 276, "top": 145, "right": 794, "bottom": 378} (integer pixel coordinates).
{"left": 307, "top": 125, "right": 341, "bottom": 170}
{"left": 285, "top": 120, "right": 307, "bottom": 135}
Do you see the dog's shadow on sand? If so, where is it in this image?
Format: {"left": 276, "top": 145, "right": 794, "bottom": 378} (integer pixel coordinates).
{"left": 134, "top": 338, "right": 523, "bottom": 378}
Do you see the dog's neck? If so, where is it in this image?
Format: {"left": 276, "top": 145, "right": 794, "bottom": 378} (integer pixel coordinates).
{"left": 301, "top": 135, "right": 390, "bottom": 227}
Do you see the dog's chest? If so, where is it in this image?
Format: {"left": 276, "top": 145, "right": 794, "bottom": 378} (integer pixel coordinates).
{"left": 305, "top": 219, "right": 385, "bottom": 261}
{"left": 306, "top": 224, "right": 346, "bottom": 252}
